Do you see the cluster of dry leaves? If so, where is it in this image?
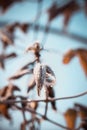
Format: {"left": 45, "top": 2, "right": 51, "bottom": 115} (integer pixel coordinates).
{"left": 0, "top": 0, "right": 87, "bottom": 130}
{"left": 64, "top": 103, "right": 87, "bottom": 130}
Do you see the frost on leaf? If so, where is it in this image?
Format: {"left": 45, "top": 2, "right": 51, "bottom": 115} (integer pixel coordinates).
{"left": 34, "top": 63, "right": 46, "bottom": 96}
{"left": 33, "top": 63, "right": 56, "bottom": 96}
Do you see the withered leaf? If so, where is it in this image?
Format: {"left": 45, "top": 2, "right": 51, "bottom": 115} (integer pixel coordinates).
{"left": 0, "top": 0, "right": 23, "bottom": 13}
{"left": 18, "top": 96, "right": 28, "bottom": 108}
{"left": 6, "top": 22, "right": 29, "bottom": 33}
{"left": 47, "top": 87, "right": 57, "bottom": 111}
{"left": 80, "top": 118, "right": 87, "bottom": 130}
{"left": 5, "top": 52, "right": 17, "bottom": 59}
{"left": 0, "top": 54, "right": 7, "bottom": 69}
{"left": 63, "top": 49, "right": 87, "bottom": 76}
{"left": 34, "top": 63, "right": 46, "bottom": 96}
{"left": 34, "top": 63, "right": 56, "bottom": 96}
{"left": 27, "top": 76, "right": 36, "bottom": 92}
{"left": 26, "top": 101, "right": 38, "bottom": 110}
{"left": 19, "top": 23, "right": 29, "bottom": 33}
{"left": 47, "top": 1, "right": 80, "bottom": 27}
{"left": 0, "top": 104, "right": 11, "bottom": 120}
{"left": 26, "top": 42, "right": 41, "bottom": 61}
{"left": 84, "top": 0, "right": 87, "bottom": 15}
{"left": 74, "top": 103, "right": 87, "bottom": 120}
{"left": 0, "top": 84, "right": 19, "bottom": 120}
{"left": 0, "top": 53, "right": 17, "bottom": 69}
{"left": 21, "top": 120, "right": 30, "bottom": 130}
{"left": 0, "top": 83, "right": 20, "bottom": 101}
{"left": 0, "top": 60, "right": 5, "bottom": 69}
{"left": 20, "top": 59, "right": 36, "bottom": 71}
{"left": 8, "top": 69, "right": 33, "bottom": 80}
{"left": 0, "top": 30, "right": 14, "bottom": 49}
{"left": 64, "top": 108, "right": 77, "bottom": 129}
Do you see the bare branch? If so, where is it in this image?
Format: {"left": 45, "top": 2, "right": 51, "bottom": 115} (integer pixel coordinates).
{"left": 0, "top": 90, "right": 87, "bottom": 104}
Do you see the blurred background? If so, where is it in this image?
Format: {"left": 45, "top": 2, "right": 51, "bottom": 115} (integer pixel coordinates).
{"left": 0, "top": 0, "right": 87, "bottom": 130}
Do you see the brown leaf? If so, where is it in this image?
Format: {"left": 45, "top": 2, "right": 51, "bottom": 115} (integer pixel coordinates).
{"left": 27, "top": 102, "right": 38, "bottom": 110}
{"left": 74, "top": 103, "right": 87, "bottom": 120}
{"left": 0, "top": 30, "right": 14, "bottom": 49}
{"left": 21, "top": 120, "right": 29, "bottom": 130}
{"left": 47, "top": 1, "right": 80, "bottom": 27}
{"left": 63, "top": 49, "right": 76, "bottom": 64}
{"left": 0, "top": 84, "right": 20, "bottom": 101}
{"left": 0, "top": 0, "right": 23, "bottom": 13}
{"left": 25, "top": 42, "right": 41, "bottom": 61}
{"left": 6, "top": 22, "right": 29, "bottom": 33}
{"left": 47, "top": 87, "right": 57, "bottom": 111}
{"left": 64, "top": 108, "right": 77, "bottom": 129}
{"left": 80, "top": 118, "right": 87, "bottom": 130}
{"left": 0, "top": 53, "right": 17, "bottom": 69}
{"left": 8, "top": 69, "right": 32, "bottom": 80}
{"left": 84, "top": 0, "right": 87, "bottom": 15}
{"left": 0, "top": 104, "right": 11, "bottom": 120}
{"left": 0, "top": 60, "right": 5, "bottom": 69}
{"left": 19, "top": 23, "right": 29, "bottom": 33}
{"left": 63, "top": 49, "right": 87, "bottom": 76}
{"left": 27, "top": 76, "right": 36, "bottom": 92}
{"left": 5, "top": 52, "right": 17, "bottom": 59}
{"left": 33, "top": 63, "right": 46, "bottom": 96}
{"left": 0, "top": 54, "right": 6, "bottom": 69}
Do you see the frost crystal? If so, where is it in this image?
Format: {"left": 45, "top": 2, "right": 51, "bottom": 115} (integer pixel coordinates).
{"left": 33, "top": 63, "right": 56, "bottom": 96}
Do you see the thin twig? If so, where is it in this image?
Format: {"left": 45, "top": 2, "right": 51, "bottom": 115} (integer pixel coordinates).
{"left": 44, "top": 88, "right": 49, "bottom": 118}
{"left": 0, "top": 90, "right": 87, "bottom": 104}
{"left": 14, "top": 104, "right": 79, "bottom": 130}
{"left": 28, "top": 23, "right": 87, "bottom": 45}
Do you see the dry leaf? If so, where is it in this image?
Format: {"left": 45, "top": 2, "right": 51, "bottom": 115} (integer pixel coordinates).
{"left": 26, "top": 42, "right": 41, "bottom": 61}
{"left": 0, "top": 30, "right": 14, "bottom": 49}
{"left": 0, "top": 57, "right": 5, "bottom": 69}
{"left": 84, "top": 0, "right": 87, "bottom": 15}
{"left": 0, "top": 84, "right": 20, "bottom": 120}
{"left": 5, "top": 53, "right": 17, "bottom": 58}
{"left": 0, "top": 84, "right": 20, "bottom": 101}
{"left": 74, "top": 103, "right": 87, "bottom": 120}
{"left": 0, "top": 53, "right": 17, "bottom": 69}
{"left": 27, "top": 102, "right": 38, "bottom": 110}
{"left": 47, "top": 87, "right": 57, "bottom": 111}
{"left": 8, "top": 69, "right": 32, "bottom": 80}
{"left": 34, "top": 63, "right": 46, "bottom": 96}
{"left": 47, "top": 1, "right": 80, "bottom": 28}
{"left": 63, "top": 49, "right": 87, "bottom": 76}
{"left": 21, "top": 120, "right": 30, "bottom": 130}
{"left": 64, "top": 108, "right": 77, "bottom": 129}
{"left": 0, "top": 104, "right": 11, "bottom": 120}
{"left": 80, "top": 118, "right": 87, "bottom": 130}
{"left": 34, "top": 63, "right": 56, "bottom": 96}
{"left": 0, "top": 0, "right": 23, "bottom": 13}
{"left": 27, "top": 76, "right": 36, "bottom": 92}
{"left": 6, "top": 22, "right": 29, "bottom": 33}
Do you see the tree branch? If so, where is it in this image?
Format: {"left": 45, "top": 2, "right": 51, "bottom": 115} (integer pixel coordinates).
{"left": 14, "top": 104, "right": 73, "bottom": 130}
{"left": 0, "top": 90, "right": 87, "bottom": 104}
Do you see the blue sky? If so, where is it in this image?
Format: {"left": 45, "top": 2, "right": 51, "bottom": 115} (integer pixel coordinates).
{"left": 0, "top": 0, "right": 87, "bottom": 130}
